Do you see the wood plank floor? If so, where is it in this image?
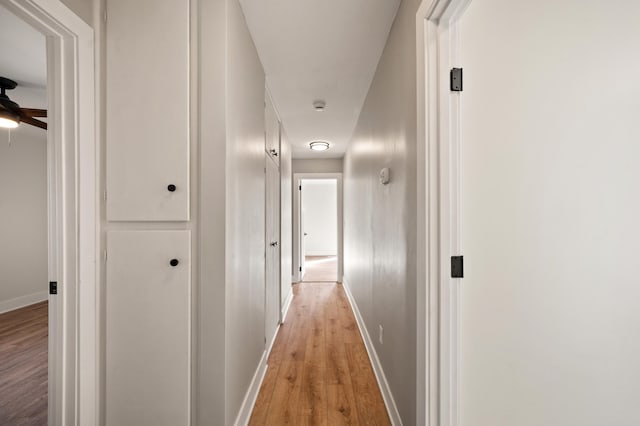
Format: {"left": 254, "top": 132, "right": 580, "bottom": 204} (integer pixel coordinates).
{"left": 0, "top": 302, "right": 48, "bottom": 426}
{"left": 302, "top": 256, "right": 338, "bottom": 282}
{"left": 249, "top": 282, "right": 390, "bottom": 426}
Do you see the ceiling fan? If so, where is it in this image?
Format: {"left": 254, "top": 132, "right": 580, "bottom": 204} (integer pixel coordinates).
{"left": 0, "top": 76, "right": 47, "bottom": 130}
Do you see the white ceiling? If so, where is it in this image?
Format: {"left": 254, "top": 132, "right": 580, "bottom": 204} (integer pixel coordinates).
{"left": 0, "top": 4, "right": 47, "bottom": 110}
{"left": 240, "top": 0, "right": 400, "bottom": 159}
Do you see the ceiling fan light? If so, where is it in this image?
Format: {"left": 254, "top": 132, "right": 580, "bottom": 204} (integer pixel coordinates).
{"left": 309, "top": 141, "right": 330, "bottom": 151}
{"left": 0, "top": 110, "right": 19, "bottom": 129}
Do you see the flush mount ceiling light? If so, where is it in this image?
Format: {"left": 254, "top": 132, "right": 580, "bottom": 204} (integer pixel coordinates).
{"left": 312, "top": 99, "right": 326, "bottom": 111}
{"left": 309, "top": 141, "right": 330, "bottom": 151}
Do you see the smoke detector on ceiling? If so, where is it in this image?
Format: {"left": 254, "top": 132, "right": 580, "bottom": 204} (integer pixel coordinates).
{"left": 313, "top": 100, "right": 326, "bottom": 111}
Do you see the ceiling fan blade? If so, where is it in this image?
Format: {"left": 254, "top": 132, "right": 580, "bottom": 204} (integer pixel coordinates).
{"left": 22, "top": 116, "right": 48, "bottom": 130}
{"left": 20, "top": 108, "right": 47, "bottom": 118}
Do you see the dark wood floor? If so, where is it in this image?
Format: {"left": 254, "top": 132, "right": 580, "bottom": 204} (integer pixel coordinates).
{"left": 249, "top": 282, "right": 390, "bottom": 425}
{"left": 0, "top": 302, "right": 48, "bottom": 426}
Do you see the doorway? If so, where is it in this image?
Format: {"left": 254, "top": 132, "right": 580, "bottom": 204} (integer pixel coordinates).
{"left": 418, "top": 0, "right": 640, "bottom": 424}
{"left": 0, "top": 0, "right": 97, "bottom": 424}
{"left": 293, "top": 173, "right": 343, "bottom": 283}
{"left": 0, "top": 6, "right": 49, "bottom": 424}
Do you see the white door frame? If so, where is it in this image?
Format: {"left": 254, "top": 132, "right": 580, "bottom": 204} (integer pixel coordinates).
{"left": 292, "top": 172, "right": 343, "bottom": 283}
{"left": 0, "top": 1, "right": 98, "bottom": 425}
{"left": 416, "top": 0, "right": 471, "bottom": 425}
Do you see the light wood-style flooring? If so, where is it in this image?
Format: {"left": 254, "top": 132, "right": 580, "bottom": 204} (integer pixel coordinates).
{"left": 0, "top": 301, "right": 48, "bottom": 426}
{"left": 302, "top": 256, "right": 338, "bottom": 282}
{"left": 249, "top": 282, "right": 390, "bottom": 425}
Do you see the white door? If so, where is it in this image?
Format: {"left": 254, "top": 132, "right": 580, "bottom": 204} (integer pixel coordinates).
{"left": 265, "top": 156, "right": 280, "bottom": 346}
{"left": 300, "top": 192, "right": 307, "bottom": 280}
{"left": 457, "top": 1, "right": 640, "bottom": 425}
{"left": 265, "top": 92, "right": 280, "bottom": 166}
{"left": 106, "top": 231, "right": 190, "bottom": 426}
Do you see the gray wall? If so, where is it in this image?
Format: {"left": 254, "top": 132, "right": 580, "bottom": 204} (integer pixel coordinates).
{"left": 224, "top": 0, "right": 267, "bottom": 422}
{"left": 62, "top": 0, "right": 92, "bottom": 25}
{"left": 342, "top": 0, "right": 419, "bottom": 423}
{"left": 0, "top": 126, "right": 48, "bottom": 311}
{"left": 197, "top": 0, "right": 267, "bottom": 424}
{"left": 293, "top": 158, "right": 343, "bottom": 174}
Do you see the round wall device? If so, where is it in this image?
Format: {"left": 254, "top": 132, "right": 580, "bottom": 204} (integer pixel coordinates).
{"left": 313, "top": 100, "right": 326, "bottom": 111}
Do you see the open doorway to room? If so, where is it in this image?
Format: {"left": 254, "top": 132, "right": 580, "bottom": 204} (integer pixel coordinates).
{"left": 0, "top": 5, "right": 49, "bottom": 424}
{"left": 293, "top": 173, "right": 343, "bottom": 283}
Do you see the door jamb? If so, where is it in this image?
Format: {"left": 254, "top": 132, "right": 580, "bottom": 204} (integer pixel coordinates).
{"left": 0, "top": 1, "right": 98, "bottom": 425}
{"left": 416, "top": 0, "right": 471, "bottom": 425}
{"left": 292, "top": 172, "right": 343, "bottom": 283}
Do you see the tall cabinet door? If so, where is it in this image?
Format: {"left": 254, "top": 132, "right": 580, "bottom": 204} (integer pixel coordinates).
{"left": 106, "top": 231, "right": 190, "bottom": 426}
{"left": 106, "top": 0, "right": 190, "bottom": 221}
{"left": 265, "top": 156, "right": 281, "bottom": 346}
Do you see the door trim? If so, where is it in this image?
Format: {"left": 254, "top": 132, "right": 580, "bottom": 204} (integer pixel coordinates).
{"left": 0, "top": 1, "right": 98, "bottom": 424}
{"left": 292, "top": 172, "right": 343, "bottom": 283}
{"left": 416, "top": 0, "right": 472, "bottom": 425}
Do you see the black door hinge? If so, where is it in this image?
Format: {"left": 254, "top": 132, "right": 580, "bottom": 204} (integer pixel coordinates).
{"left": 49, "top": 281, "right": 58, "bottom": 295}
{"left": 450, "top": 68, "right": 463, "bottom": 92}
{"left": 451, "top": 256, "right": 464, "bottom": 278}
{"left": 299, "top": 266, "right": 302, "bottom": 272}
{"left": 299, "top": 185, "right": 302, "bottom": 190}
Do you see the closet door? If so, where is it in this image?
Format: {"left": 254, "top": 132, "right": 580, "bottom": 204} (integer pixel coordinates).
{"left": 106, "top": 231, "right": 190, "bottom": 426}
{"left": 106, "top": 0, "right": 190, "bottom": 221}
{"left": 265, "top": 155, "right": 281, "bottom": 346}
{"left": 265, "top": 93, "right": 280, "bottom": 166}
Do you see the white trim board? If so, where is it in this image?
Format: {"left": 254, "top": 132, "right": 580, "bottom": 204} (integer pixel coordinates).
{"left": 0, "top": 291, "right": 48, "bottom": 314}
{"left": 342, "top": 278, "right": 403, "bottom": 425}
{"left": 236, "top": 319, "right": 282, "bottom": 426}
{"left": 233, "top": 350, "right": 268, "bottom": 426}
{"left": 281, "top": 288, "right": 293, "bottom": 322}
{"left": 416, "top": 0, "right": 473, "bottom": 425}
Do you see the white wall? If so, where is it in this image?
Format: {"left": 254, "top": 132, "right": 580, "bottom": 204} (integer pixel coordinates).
{"left": 196, "top": 0, "right": 230, "bottom": 423}
{"left": 301, "top": 179, "right": 337, "bottom": 256}
{"left": 342, "top": 0, "right": 419, "bottom": 423}
{"left": 0, "top": 125, "right": 48, "bottom": 312}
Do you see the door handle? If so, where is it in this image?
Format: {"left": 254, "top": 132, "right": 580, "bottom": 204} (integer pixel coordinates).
{"left": 270, "top": 241, "right": 278, "bottom": 247}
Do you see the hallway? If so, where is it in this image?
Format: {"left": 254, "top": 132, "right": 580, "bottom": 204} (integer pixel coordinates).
{"left": 249, "top": 282, "right": 390, "bottom": 425}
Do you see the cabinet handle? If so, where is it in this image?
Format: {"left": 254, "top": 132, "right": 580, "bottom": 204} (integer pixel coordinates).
{"left": 170, "top": 259, "right": 180, "bottom": 267}
{"left": 167, "top": 184, "right": 177, "bottom": 192}
{"left": 269, "top": 149, "right": 278, "bottom": 157}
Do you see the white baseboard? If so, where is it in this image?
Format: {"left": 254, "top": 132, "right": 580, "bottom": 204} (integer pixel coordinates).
{"left": 342, "top": 277, "right": 403, "bottom": 425}
{"left": 305, "top": 250, "right": 337, "bottom": 256}
{"left": 234, "top": 350, "right": 268, "bottom": 426}
{"left": 235, "top": 318, "right": 283, "bottom": 426}
{"left": 0, "top": 291, "right": 48, "bottom": 315}
{"left": 281, "top": 289, "right": 293, "bottom": 323}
